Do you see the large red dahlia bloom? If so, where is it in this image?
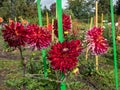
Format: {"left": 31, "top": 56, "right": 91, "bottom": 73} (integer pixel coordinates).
{"left": 48, "top": 40, "right": 82, "bottom": 73}
{"left": 26, "top": 24, "right": 51, "bottom": 50}
{"left": 86, "top": 27, "right": 108, "bottom": 55}
{"left": 53, "top": 14, "right": 71, "bottom": 37}
{"left": 2, "top": 22, "right": 27, "bottom": 47}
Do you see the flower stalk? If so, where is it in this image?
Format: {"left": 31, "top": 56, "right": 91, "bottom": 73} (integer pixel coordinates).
{"left": 18, "top": 46, "right": 26, "bottom": 90}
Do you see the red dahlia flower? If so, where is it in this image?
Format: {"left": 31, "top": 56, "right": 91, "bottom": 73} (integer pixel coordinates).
{"left": 47, "top": 24, "right": 52, "bottom": 31}
{"left": 26, "top": 24, "right": 51, "bottom": 50}
{"left": 0, "top": 17, "right": 3, "bottom": 23}
{"left": 53, "top": 14, "right": 71, "bottom": 37}
{"left": 86, "top": 27, "right": 108, "bottom": 55}
{"left": 48, "top": 40, "right": 82, "bottom": 73}
{"left": 2, "top": 22, "right": 27, "bottom": 47}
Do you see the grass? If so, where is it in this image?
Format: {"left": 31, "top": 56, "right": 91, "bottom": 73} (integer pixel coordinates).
{"left": 0, "top": 60, "right": 22, "bottom": 90}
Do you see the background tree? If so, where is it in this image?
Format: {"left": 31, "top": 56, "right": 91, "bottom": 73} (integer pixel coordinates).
{"left": 98, "top": 0, "right": 111, "bottom": 21}
{"left": 0, "top": 0, "right": 38, "bottom": 22}
{"left": 63, "top": 9, "right": 75, "bottom": 19}
{"left": 115, "top": 0, "right": 120, "bottom": 15}
{"left": 42, "top": 6, "right": 50, "bottom": 15}
{"left": 50, "top": 3, "right": 56, "bottom": 16}
{"left": 0, "top": 0, "right": 11, "bottom": 20}
{"left": 13, "top": 0, "right": 37, "bottom": 19}
{"left": 98, "top": 0, "right": 110, "bottom": 15}
{"left": 67, "top": 0, "right": 95, "bottom": 20}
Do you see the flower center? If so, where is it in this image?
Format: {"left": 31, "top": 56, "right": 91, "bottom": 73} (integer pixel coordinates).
{"left": 97, "top": 36, "right": 103, "bottom": 41}
{"left": 15, "top": 30, "right": 19, "bottom": 36}
{"left": 63, "top": 48, "right": 69, "bottom": 52}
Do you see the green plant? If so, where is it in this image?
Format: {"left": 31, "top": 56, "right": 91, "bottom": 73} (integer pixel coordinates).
{"left": 79, "top": 61, "right": 96, "bottom": 76}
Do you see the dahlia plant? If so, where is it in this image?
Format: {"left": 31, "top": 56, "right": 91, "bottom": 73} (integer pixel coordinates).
{"left": 2, "top": 22, "right": 52, "bottom": 90}
{"left": 2, "top": 22, "right": 28, "bottom": 90}
{"left": 48, "top": 40, "right": 82, "bottom": 74}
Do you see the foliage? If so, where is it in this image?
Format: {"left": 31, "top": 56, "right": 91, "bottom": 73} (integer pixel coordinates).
{"left": 0, "top": 0, "right": 37, "bottom": 21}
{"left": 79, "top": 61, "right": 96, "bottom": 76}
{"left": 3, "top": 57, "right": 117, "bottom": 90}
{"left": 0, "top": 0, "right": 11, "bottom": 19}
{"left": 67, "top": 0, "right": 95, "bottom": 20}
{"left": 42, "top": 6, "right": 50, "bottom": 16}
{"left": 98, "top": 0, "right": 110, "bottom": 15}
{"left": 103, "top": 23, "right": 113, "bottom": 46}
{"left": 63, "top": 9, "right": 75, "bottom": 19}
{"left": 115, "top": 0, "right": 120, "bottom": 15}
{"left": 50, "top": 3, "right": 56, "bottom": 16}
{"left": 98, "top": 0, "right": 111, "bottom": 22}
{"left": 5, "top": 56, "right": 59, "bottom": 90}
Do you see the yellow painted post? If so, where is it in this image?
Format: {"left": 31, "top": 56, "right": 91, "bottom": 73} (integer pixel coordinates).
{"left": 86, "top": 17, "right": 93, "bottom": 61}
{"left": 46, "top": 12, "right": 49, "bottom": 26}
{"left": 101, "top": 13, "right": 103, "bottom": 27}
{"left": 52, "top": 19, "right": 54, "bottom": 42}
{"left": 95, "top": 0, "right": 99, "bottom": 71}
{"left": 96, "top": 0, "right": 98, "bottom": 27}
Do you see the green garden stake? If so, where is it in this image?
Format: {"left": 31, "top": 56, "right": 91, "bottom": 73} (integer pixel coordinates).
{"left": 37, "top": 0, "right": 47, "bottom": 78}
{"left": 56, "top": 0, "right": 64, "bottom": 42}
{"left": 42, "top": 49, "right": 47, "bottom": 78}
{"left": 37, "top": 0, "right": 42, "bottom": 26}
{"left": 110, "top": 0, "right": 119, "bottom": 90}
{"left": 60, "top": 82, "right": 66, "bottom": 90}
{"left": 56, "top": 0, "right": 66, "bottom": 90}
{"left": 60, "top": 72, "right": 66, "bottom": 90}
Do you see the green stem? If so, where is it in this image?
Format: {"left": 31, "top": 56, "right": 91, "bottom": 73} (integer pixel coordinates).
{"left": 110, "top": 0, "right": 119, "bottom": 90}
{"left": 19, "top": 46, "right": 24, "bottom": 61}
{"left": 18, "top": 46, "right": 26, "bottom": 90}
{"left": 18, "top": 46, "right": 26, "bottom": 77}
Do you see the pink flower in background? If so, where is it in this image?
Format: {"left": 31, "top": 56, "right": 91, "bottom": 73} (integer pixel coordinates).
{"left": 26, "top": 24, "right": 51, "bottom": 50}
{"left": 48, "top": 40, "right": 82, "bottom": 73}
{"left": 53, "top": 14, "right": 71, "bottom": 37}
{"left": 2, "top": 22, "right": 27, "bottom": 47}
{"left": 86, "top": 27, "right": 108, "bottom": 55}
